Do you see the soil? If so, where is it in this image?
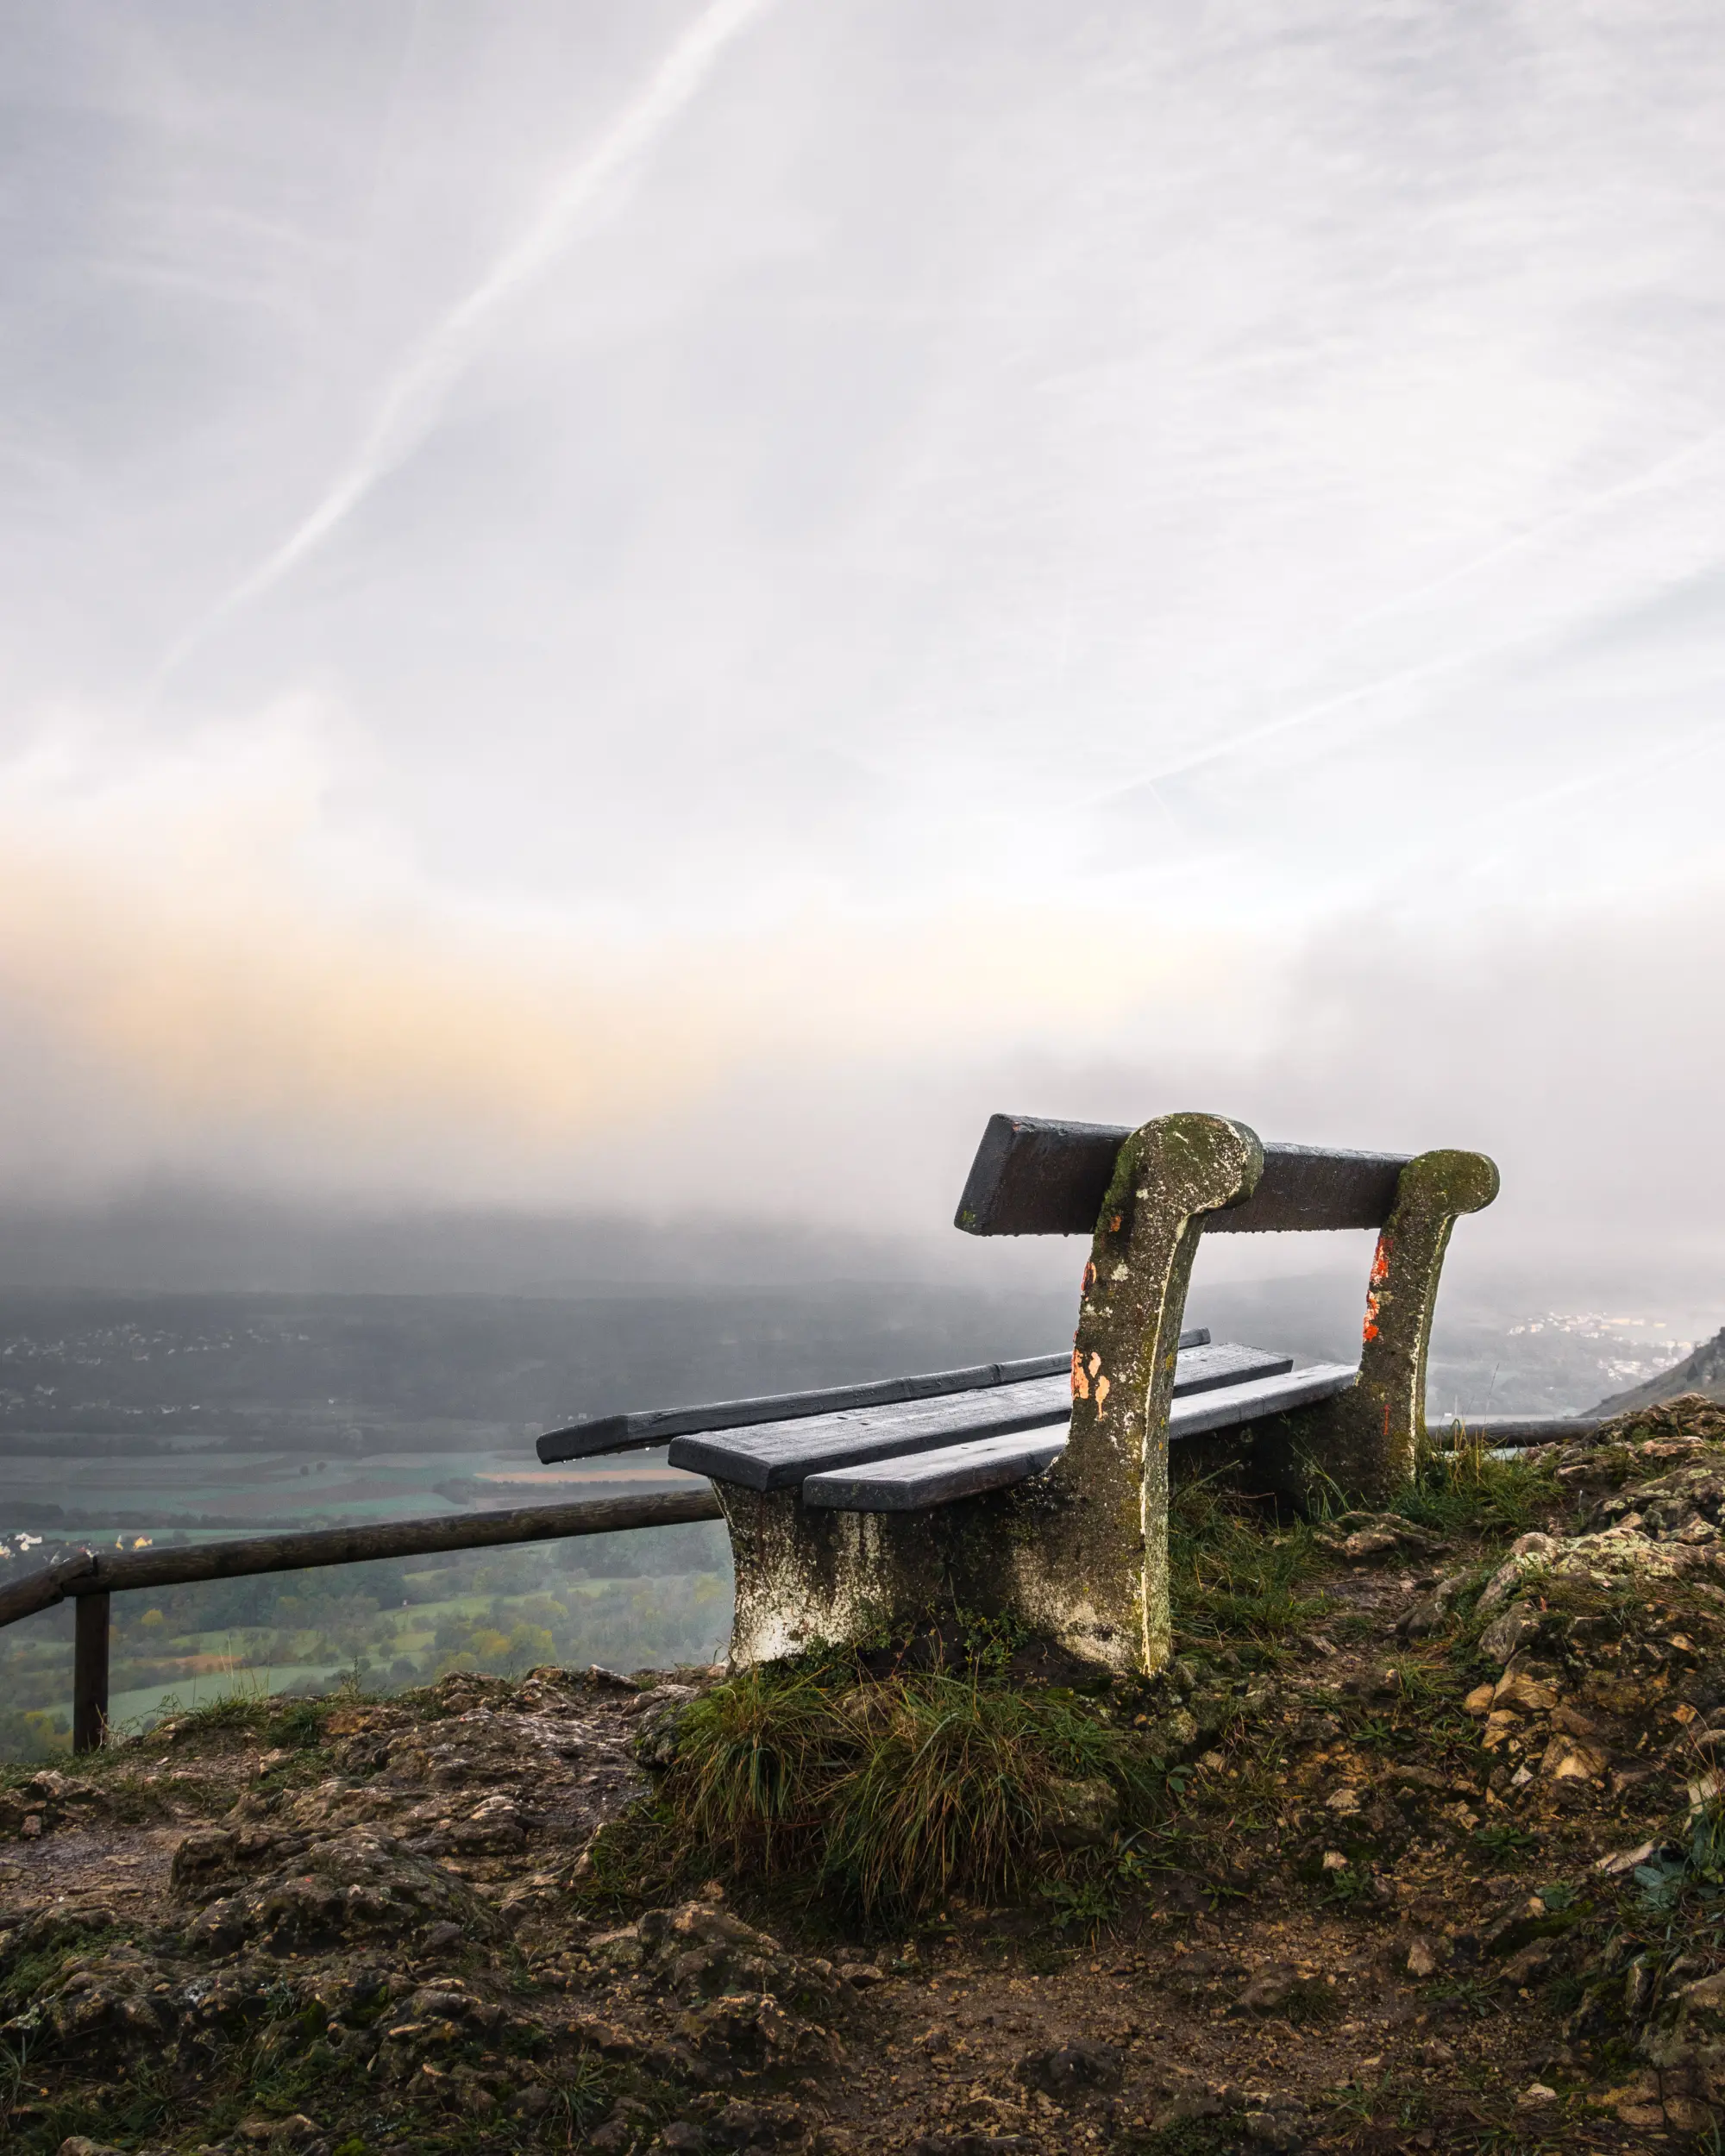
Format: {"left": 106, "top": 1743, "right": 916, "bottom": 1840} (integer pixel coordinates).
{"left": 9, "top": 1398, "right": 1725, "bottom": 2154}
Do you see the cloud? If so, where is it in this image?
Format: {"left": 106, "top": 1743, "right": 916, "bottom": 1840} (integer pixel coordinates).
{"left": 1, "top": 700, "right": 1721, "bottom": 1331}
{"left": 153, "top": 0, "right": 780, "bottom": 686}
{"left": 0, "top": 711, "right": 1241, "bottom": 1205}
{"left": 3, "top": 1, "right": 1724, "bottom": 1312}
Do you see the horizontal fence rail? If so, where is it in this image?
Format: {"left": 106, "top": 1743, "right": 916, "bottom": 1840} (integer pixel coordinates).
{"left": 0, "top": 1486, "right": 724, "bottom": 1754}
{"left": 1428, "top": 1413, "right": 1608, "bottom": 1450}
{"left": 0, "top": 1409, "right": 1617, "bottom": 1753}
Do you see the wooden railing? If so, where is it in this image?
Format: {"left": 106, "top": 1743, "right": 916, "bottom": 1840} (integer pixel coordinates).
{"left": 0, "top": 1487, "right": 723, "bottom": 1753}
{"left": 0, "top": 1407, "right": 1606, "bottom": 1752}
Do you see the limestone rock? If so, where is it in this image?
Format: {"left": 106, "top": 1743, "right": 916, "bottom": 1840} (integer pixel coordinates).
{"left": 1478, "top": 1603, "right": 1544, "bottom": 1664}
{"left": 1493, "top": 1670, "right": 1559, "bottom": 1713}
{"left": 1405, "top": 1935, "right": 1446, "bottom": 1979}
{"left": 1243, "top": 2098, "right": 1308, "bottom": 2151}
{"left": 1477, "top": 1535, "right": 1561, "bottom": 1614}
{"left": 1236, "top": 1965, "right": 1302, "bottom": 2014}
{"left": 1044, "top": 1775, "right": 1119, "bottom": 1848}
{"left": 179, "top": 1827, "right": 499, "bottom": 1958}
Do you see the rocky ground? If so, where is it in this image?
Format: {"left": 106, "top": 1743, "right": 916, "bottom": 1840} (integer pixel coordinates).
{"left": 8, "top": 1398, "right": 1725, "bottom": 2154}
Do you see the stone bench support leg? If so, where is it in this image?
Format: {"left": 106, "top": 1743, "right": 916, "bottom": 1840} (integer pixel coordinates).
{"left": 1255, "top": 1148, "right": 1499, "bottom": 1506}
{"left": 719, "top": 1483, "right": 1028, "bottom": 1669}
{"left": 720, "top": 1489, "right": 920, "bottom": 1668}
{"left": 996, "top": 1112, "right": 1264, "bottom": 1678}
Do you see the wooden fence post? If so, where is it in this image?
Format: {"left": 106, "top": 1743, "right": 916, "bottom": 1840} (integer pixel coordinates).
{"left": 72, "top": 1590, "right": 110, "bottom": 1753}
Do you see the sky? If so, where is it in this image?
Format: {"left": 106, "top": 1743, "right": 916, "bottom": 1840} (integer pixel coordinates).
{"left": 1, "top": 1, "right": 1722, "bottom": 1300}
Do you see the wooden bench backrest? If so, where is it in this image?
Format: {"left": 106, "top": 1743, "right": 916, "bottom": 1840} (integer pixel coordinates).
{"left": 956, "top": 1113, "right": 1411, "bottom": 1237}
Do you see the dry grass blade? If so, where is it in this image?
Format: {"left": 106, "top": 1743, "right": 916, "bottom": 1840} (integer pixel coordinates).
{"left": 670, "top": 1665, "right": 848, "bottom": 1872}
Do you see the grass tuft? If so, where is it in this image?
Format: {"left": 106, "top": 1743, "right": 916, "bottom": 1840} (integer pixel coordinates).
{"left": 1398, "top": 1438, "right": 1561, "bottom": 1541}
{"left": 673, "top": 1665, "right": 847, "bottom": 1872}
{"left": 649, "top": 1661, "right": 1151, "bottom": 1921}
{"left": 160, "top": 1688, "right": 361, "bottom": 1754}
{"left": 824, "top": 1674, "right": 1145, "bottom": 1917}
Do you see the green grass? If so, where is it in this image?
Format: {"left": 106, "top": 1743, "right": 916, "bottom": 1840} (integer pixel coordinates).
{"left": 1397, "top": 1438, "right": 1562, "bottom": 1542}
{"left": 1471, "top": 1820, "right": 1538, "bottom": 1862}
{"left": 825, "top": 1676, "right": 1146, "bottom": 1917}
{"left": 0, "top": 1923, "right": 125, "bottom": 2021}
{"left": 1322, "top": 1862, "right": 1381, "bottom": 1914}
{"left": 160, "top": 1685, "right": 358, "bottom": 1752}
{"left": 1169, "top": 1475, "right": 1333, "bottom": 1664}
{"left": 673, "top": 1664, "right": 846, "bottom": 1871}
{"left": 1627, "top": 1788, "right": 1725, "bottom": 1916}
{"left": 1038, "top": 1876, "right": 1119, "bottom": 1936}
{"left": 624, "top": 1658, "right": 1156, "bottom": 1922}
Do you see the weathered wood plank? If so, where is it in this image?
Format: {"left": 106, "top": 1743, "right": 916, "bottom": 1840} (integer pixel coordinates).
{"left": 535, "top": 1329, "right": 1214, "bottom": 1463}
{"left": 538, "top": 1354, "right": 1060, "bottom": 1464}
{"left": 1429, "top": 1413, "right": 1609, "bottom": 1448}
{"left": 665, "top": 1340, "right": 1289, "bottom": 1491}
{"left": 0, "top": 1550, "right": 97, "bottom": 1633}
{"left": 802, "top": 1430, "right": 1070, "bottom": 1512}
{"left": 803, "top": 1361, "right": 1360, "bottom": 1511}
{"left": 953, "top": 1115, "right": 1124, "bottom": 1238}
{"left": 1167, "top": 1361, "right": 1358, "bottom": 1437}
{"left": 72, "top": 1589, "right": 110, "bottom": 1753}
{"left": 954, "top": 1113, "right": 1412, "bottom": 1237}
{"left": 1174, "top": 1342, "right": 1293, "bottom": 1395}
{"left": 668, "top": 1376, "right": 1074, "bottom": 1492}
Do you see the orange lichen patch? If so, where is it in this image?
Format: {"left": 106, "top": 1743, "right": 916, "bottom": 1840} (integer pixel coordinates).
{"left": 1071, "top": 1350, "right": 1089, "bottom": 1401}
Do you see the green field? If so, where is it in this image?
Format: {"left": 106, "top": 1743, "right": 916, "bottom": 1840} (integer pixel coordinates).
{"left": 0, "top": 1523, "right": 733, "bottom": 1760}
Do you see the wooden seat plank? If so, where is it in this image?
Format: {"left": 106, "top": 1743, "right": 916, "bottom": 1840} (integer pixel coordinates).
{"left": 536, "top": 1331, "right": 1214, "bottom": 1464}
{"left": 668, "top": 1376, "right": 1073, "bottom": 1491}
{"left": 805, "top": 1360, "right": 1359, "bottom": 1511}
{"left": 668, "top": 1340, "right": 1294, "bottom": 1492}
{"left": 1175, "top": 1341, "right": 1293, "bottom": 1395}
{"left": 1167, "top": 1361, "right": 1357, "bottom": 1438}
{"left": 802, "top": 1430, "right": 1070, "bottom": 1512}
{"left": 537, "top": 1353, "right": 1063, "bottom": 1464}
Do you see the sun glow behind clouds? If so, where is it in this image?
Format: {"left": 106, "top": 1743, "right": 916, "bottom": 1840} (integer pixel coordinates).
{"left": 0, "top": 714, "right": 1245, "bottom": 1203}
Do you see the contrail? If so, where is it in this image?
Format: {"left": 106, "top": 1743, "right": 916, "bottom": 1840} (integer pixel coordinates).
{"left": 154, "top": 0, "right": 776, "bottom": 689}
{"left": 1302, "top": 417, "right": 1725, "bottom": 668}
{"left": 1357, "top": 712, "right": 1725, "bottom": 912}
{"left": 1098, "top": 417, "right": 1725, "bottom": 801}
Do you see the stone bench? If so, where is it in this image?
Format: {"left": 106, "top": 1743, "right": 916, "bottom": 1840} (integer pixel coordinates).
{"left": 534, "top": 1110, "right": 1496, "bottom": 1674}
